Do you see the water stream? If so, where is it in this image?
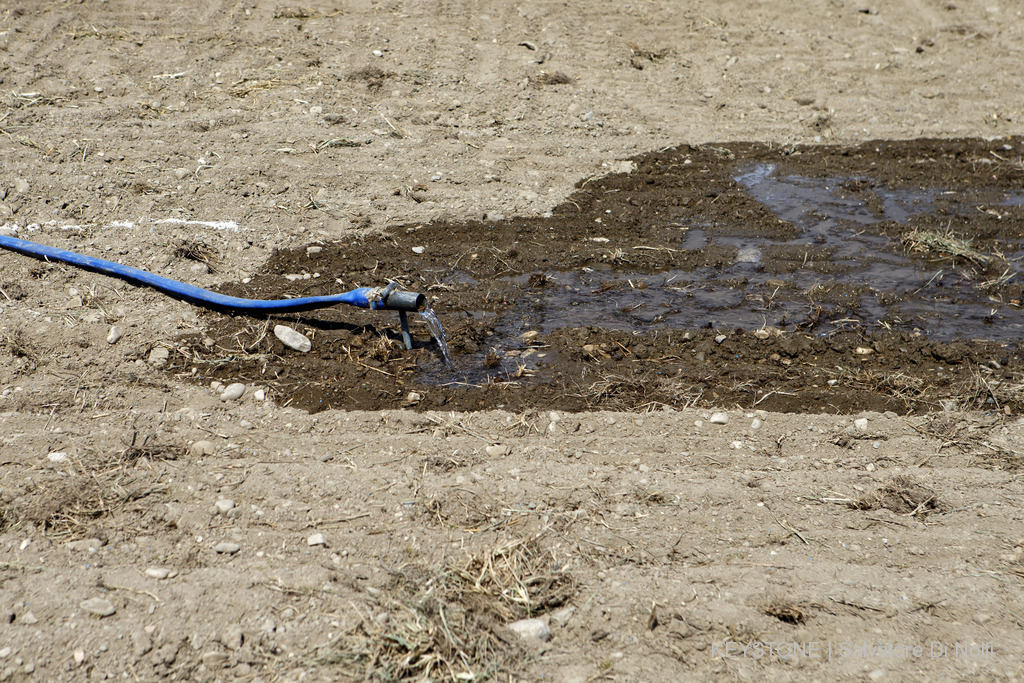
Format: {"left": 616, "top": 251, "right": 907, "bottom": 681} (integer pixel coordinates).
{"left": 419, "top": 306, "right": 455, "bottom": 367}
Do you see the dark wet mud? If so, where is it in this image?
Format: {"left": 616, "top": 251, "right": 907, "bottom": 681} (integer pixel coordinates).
{"left": 168, "top": 137, "right": 1024, "bottom": 414}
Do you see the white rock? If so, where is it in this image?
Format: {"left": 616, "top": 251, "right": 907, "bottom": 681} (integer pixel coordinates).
{"left": 148, "top": 346, "right": 170, "bottom": 366}
{"left": 190, "top": 440, "right": 217, "bottom": 456}
{"left": 507, "top": 618, "right": 551, "bottom": 641}
{"left": 80, "top": 597, "right": 116, "bottom": 617}
{"left": 412, "top": 246, "right": 425, "bottom": 254}
{"left": 406, "top": 391, "right": 422, "bottom": 403}
{"left": 253, "top": 389, "right": 266, "bottom": 401}
{"left": 214, "top": 542, "right": 240, "bottom": 554}
{"left": 21, "top": 611, "right": 38, "bottom": 625}
{"left": 214, "top": 499, "right": 235, "bottom": 515}
{"left": 485, "top": 444, "right": 510, "bottom": 457}
{"left": 306, "top": 246, "right": 322, "bottom": 255}
{"left": 854, "top": 417, "right": 869, "bottom": 432}
{"left": 274, "top": 325, "right": 312, "bottom": 353}
{"left": 47, "top": 451, "right": 67, "bottom": 463}
{"left": 14, "top": 178, "right": 29, "bottom": 194}
{"left": 750, "top": 418, "right": 763, "bottom": 430}
{"left": 211, "top": 380, "right": 224, "bottom": 391}
{"left": 709, "top": 412, "right": 729, "bottom": 425}
{"left": 145, "top": 567, "right": 171, "bottom": 580}
{"left": 715, "top": 334, "right": 727, "bottom": 344}
{"left": 220, "top": 383, "right": 246, "bottom": 401}
{"left": 73, "top": 650, "right": 85, "bottom": 665}
{"left": 307, "top": 533, "right": 326, "bottom": 547}
{"left": 106, "top": 326, "right": 123, "bottom": 344}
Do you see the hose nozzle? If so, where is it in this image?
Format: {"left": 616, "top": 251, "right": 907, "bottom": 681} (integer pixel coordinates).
{"left": 370, "top": 282, "right": 425, "bottom": 312}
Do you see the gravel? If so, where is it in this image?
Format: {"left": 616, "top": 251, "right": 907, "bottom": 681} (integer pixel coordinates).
{"left": 220, "top": 383, "right": 246, "bottom": 401}
{"left": 80, "top": 597, "right": 116, "bottom": 617}
{"left": 274, "top": 325, "right": 312, "bottom": 353}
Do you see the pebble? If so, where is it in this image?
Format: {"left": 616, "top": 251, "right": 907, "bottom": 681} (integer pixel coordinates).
{"left": 68, "top": 538, "right": 105, "bottom": 552}
{"left": 750, "top": 417, "right": 763, "bottom": 430}
{"left": 106, "top": 326, "right": 123, "bottom": 344}
{"left": 854, "top": 417, "right": 869, "bottom": 432}
{"left": 73, "top": 650, "right": 86, "bottom": 665}
{"left": 306, "top": 246, "right": 322, "bottom": 256}
{"left": 47, "top": 451, "right": 67, "bottom": 463}
{"left": 709, "top": 412, "right": 729, "bottom": 425}
{"left": 190, "top": 440, "right": 217, "bottom": 456}
{"left": 14, "top": 179, "right": 29, "bottom": 194}
{"left": 190, "top": 262, "right": 209, "bottom": 275}
{"left": 485, "top": 444, "right": 510, "bottom": 457}
{"left": 406, "top": 391, "right": 422, "bottom": 403}
{"left": 201, "top": 651, "right": 229, "bottom": 668}
{"left": 307, "top": 533, "right": 326, "bottom": 547}
{"left": 222, "top": 624, "right": 244, "bottom": 650}
{"left": 21, "top": 611, "right": 38, "bottom": 625}
{"left": 507, "top": 618, "right": 551, "bottom": 641}
{"left": 0, "top": 647, "right": 9, "bottom": 658}
{"left": 274, "top": 325, "right": 312, "bottom": 353}
{"left": 855, "top": 346, "right": 874, "bottom": 355}
{"left": 214, "top": 542, "right": 241, "bottom": 555}
{"left": 148, "top": 346, "right": 170, "bottom": 366}
{"left": 411, "top": 246, "right": 425, "bottom": 254}
{"left": 253, "top": 389, "right": 266, "bottom": 401}
{"left": 715, "top": 334, "right": 727, "bottom": 344}
{"left": 214, "top": 499, "right": 235, "bottom": 515}
{"left": 80, "top": 597, "right": 116, "bottom": 618}
{"left": 144, "top": 567, "right": 172, "bottom": 580}
{"left": 220, "top": 383, "right": 246, "bottom": 401}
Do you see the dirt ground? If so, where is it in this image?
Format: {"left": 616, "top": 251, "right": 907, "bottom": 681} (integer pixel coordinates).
{"left": 2, "top": 1, "right": 1024, "bottom": 681}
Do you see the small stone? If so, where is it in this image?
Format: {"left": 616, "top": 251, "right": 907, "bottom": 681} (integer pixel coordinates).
{"left": 189, "top": 262, "right": 209, "bottom": 275}
{"left": 80, "top": 597, "right": 116, "bottom": 617}
{"left": 23, "top": 663, "right": 34, "bottom": 675}
{"left": 306, "top": 246, "right": 322, "bottom": 255}
{"left": 220, "top": 383, "right": 246, "bottom": 401}
{"left": 486, "top": 444, "right": 510, "bottom": 457}
{"left": 855, "top": 346, "right": 874, "bottom": 355}
{"left": 854, "top": 417, "right": 869, "bottom": 432}
{"left": 221, "top": 625, "right": 244, "bottom": 650}
{"left": 868, "top": 670, "right": 886, "bottom": 682}
{"left": 253, "top": 389, "right": 266, "bottom": 401}
{"left": 47, "top": 451, "right": 67, "bottom": 463}
{"left": 866, "top": 462, "right": 876, "bottom": 472}
{"left": 68, "top": 538, "right": 105, "bottom": 552}
{"left": 201, "top": 651, "right": 229, "bottom": 668}
{"left": 106, "top": 326, "right": 123, "bottom": 344}
{"left": 549, "top": 606, "right": 576, "bottom": 628}
{"left": 73, "top": 649, "right": 85, "bottom": 665}
{"left": 145, "top": 567, "right": 171, "bottom": 580}
{"left": 214, "top": 542, "right": 241, "bottom": 554}
{"left": 148, "top": 346, "right": 170, "bottom": 366}
{"left": 750, "top": 418, "right": 763, "bottom": 430}
{"left": 274, "top": 325, "right": 312, "bottom": 353}
{"left": 211, "top": 380, "right": 224, "bottom": 392}
{"left": 190, "top": 440, "right": 217, "bottom": 457}
{"left": 14, "top": 179, "right": 29, "bottom": 194}
{"left": 214, "top": 499, "right": 235, "bottom": 515}
{"left": 21, "top": 611, "right": 38, "bottom": 625}
{"left": 507, "top": 618, "right": 551, "bottom": 641}
{"left": 132, "top": 629, "right": 153, "bottom": 658}
{"left": 307, "top": 533, "right": 326, "bottom": 547}
{"left": 406, "top": 391, "right": 422, "bottom": 403}
{"left": 411, "top": 246, "right": 425, "bottom": 254}
{"left": 0, "top": 648, "right": 9, "bottom": 659}
{"left": 709, "top": 412, "right": 729, "bottom": 425}
{"left": 520, "top": 330, "right": 539, "bottom": 340}
{"left": 715, "top": 334, "right": 727, "bottom": 344}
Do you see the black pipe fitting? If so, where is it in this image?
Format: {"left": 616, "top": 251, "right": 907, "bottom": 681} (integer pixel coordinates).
{"left": 382, "top": 290, "right": 426, "bottom": 312}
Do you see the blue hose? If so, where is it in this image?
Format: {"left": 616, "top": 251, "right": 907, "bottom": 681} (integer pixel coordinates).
{"left": 0, "top": 233, "right": 385, "bottom": 314}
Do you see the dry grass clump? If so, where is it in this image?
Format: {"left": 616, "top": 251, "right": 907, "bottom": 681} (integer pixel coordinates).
{"left": 312, "top": 536, "right": 576, "bottom": 680}
{"left": 850, "top": 476, "right": 940, "bottom": 516}
{"left": 530, "top": 71, "right": 574, "bottom": 86}
{"left": 172, "top": 238, "right": 220, "bottom": 272}
{"left": 902, "top": 227, "right": 989, "bottom": 264}
{"left": 1, "top": 433, "right": 175, "bottom": 537}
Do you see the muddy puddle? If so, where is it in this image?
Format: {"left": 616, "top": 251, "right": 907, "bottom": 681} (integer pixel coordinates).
{"left": 169, "top": 137, "right": 1024, "bottom": 414}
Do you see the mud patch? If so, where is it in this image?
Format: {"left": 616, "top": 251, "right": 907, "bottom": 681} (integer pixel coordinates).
{"left": 169, "top": 138, "right": 1024, "bottom": 414}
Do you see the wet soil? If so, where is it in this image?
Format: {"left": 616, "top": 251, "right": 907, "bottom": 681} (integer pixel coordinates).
{"left": 170, "top": 137, "right": 1024, "bottom": 415}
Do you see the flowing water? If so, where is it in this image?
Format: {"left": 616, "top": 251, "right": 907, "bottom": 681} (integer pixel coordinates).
{"left": 419, "top": 306, "right": 455, "bottom": 367}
